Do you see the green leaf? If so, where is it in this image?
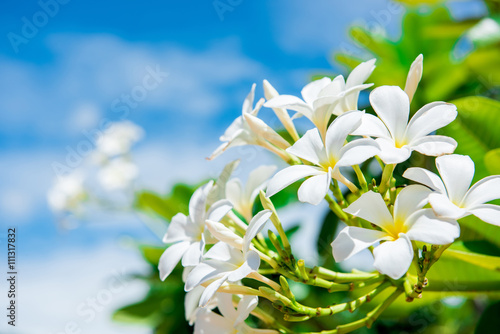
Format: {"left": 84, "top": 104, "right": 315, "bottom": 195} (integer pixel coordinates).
{"left": 446, "top": 242, "right": 500, "bottom": 272}
{"left": 459, "top": 215, "right": 500, "bottom": 250}
{"left": 316, "top": 210, "right": 339, "bottom": 258}
{"left": 475, "top": 301, "right": 500, "bottom": 334}
{"left": 485, "top": 148, "right": 500, "bottom": 174}
{"left": 139, "top": 245, "right": 165, "bottom": 266}
{"left": 437, "top": 96, "right": 500, "bottom": 181}
{"left": 135, "top": 192, "right": 173, "bottom": 221}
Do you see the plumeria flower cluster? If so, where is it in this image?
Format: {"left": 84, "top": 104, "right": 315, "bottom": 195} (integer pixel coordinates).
{"left": 159, "top": 54, "right": 500, "bottom": 333}
{"left": 48, "top": 121, "right": 143, "bottom": 217}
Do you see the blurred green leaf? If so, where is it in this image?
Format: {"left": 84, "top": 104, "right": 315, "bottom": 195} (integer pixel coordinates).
{"left": 446, "top": 242, "right": 500, "bottom": 272}
{"left": 437, "top": 96, "right": 500, "bottom": 181}
{"left": 485, "top": 148, "right": 500, "bottom": 174}
{"left": 475, "top": 301, "right": 500, "bottom": 334}
{"left": 317, "top": 210, "right": 340, "bottom": 258}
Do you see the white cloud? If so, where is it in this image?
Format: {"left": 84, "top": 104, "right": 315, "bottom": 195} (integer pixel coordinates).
{"left": 6, "top": 244, "right": 151, "bottom": 334}
{"left": 0, "top": 34, "right": 267, "bottom": 139}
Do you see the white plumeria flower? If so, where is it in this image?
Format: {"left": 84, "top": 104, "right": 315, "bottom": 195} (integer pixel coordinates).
{"left": 210, "top": 84, "right": 290, "bottom": 160}
{"left": 264, "top": 59, "right": 375, "bottom": 138}
{"left": 47, "top": 170, "right": 86, "bottom": 212}
{"left": 95, "top": 121, "right": 144, "bottom": 157}
{"left": 352, "top": 85, "right": 458, "bottom": 164}
{"left": 226, "top": 165, "right": 277, "bottom": 221}
{"left": 158, "top": 181, "right": 233, "bottom": 280}
{"left": 97, "top": 158, "right": 138, "bottom": 191}
{"left": 404, "top": 154, "right": 500, "bottom": 226}
{"left": 185, "top": 210, "right": 272, "bottom": 307}
{"left": 331, "top": 186, "right": 460, "bottom": 279}
{"left": 266, "top": 111, "right": 380, "bottom": 205}
{"left": 185, "top": 286, "right": 218, "bottom": 325}
{"left": 194, "top": 294, "right": 277, "bottom": 334}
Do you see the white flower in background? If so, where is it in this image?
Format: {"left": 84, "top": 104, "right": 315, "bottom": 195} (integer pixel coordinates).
{"left": 96, "top": 121, "right": 144, "bottom": 157}
{"left": 210, "top": 84, "right": 290, "bottom": 160}
{"left": 226, "top": 165, "right": 277, "bottom": 221}
{"left": 404, "top": 154, "right": 500, "bottom": 226}
{"left": 97, "top": 158, "right": 138, "bottom": 191}
{"left": 194, "top": 294, "right": 277, "bottom": 334}
{"left": 332, "top": 186, "right": 460, "bottom": 279}
{"left": 186, "top": 210, "right": 272, "bottom": 306}
{"left": 352, "top": 85, "right": 457, "bottom": 164}
{"left": 264, "top": 59, "right": 375, "bottom": 138}
{"left": 158, "top": 181, "right": 233, "bottom": 280}
{"left": 47, "top": 171, "right": 86, "bottom": 212}
{"left": 266, "top": 111, "right": 379, "bottom": 205}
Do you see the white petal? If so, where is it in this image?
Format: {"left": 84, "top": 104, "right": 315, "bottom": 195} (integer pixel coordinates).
{"left": 205, "top": 221, "right": 243, "bottom": 250}
{"left": 319, "top": 75, "right": 345, "bottom": 97}
{"left": 338, "top": 83, "right": 374, "bottom": 112}
{"left": 204, "top": 241, "right": 234, "bottom": 262}
{"left": 216, "top": 292, "right": 238, "bottom": 319}
{"left": 369, "top": 86, "right": 410, "bottom": 141}
{"left": 194, "top": 309, "right": 233, "bottom": 334}
{"left": 266, "top": 165, "right": 323, "bottom": 197}
{"left": 182, "top": 241, "right": 204, "bottom": 267}
{"left": 243, "top": 210, "right": 272, "bottom": 254}
{"left": 189, "top": 182, "right": 213, "bottom": 226}
{"left": 405, "top": 102, "right": 457, "bottom": 141}
{"left": 246, "top": 165, "right": 278, "bottom": 203}
{"left": 375, "top": 137, "right": 412, "bottom": 164}
{"left": 346, "top": 59, "right": 376, "bottom": 89}
{"left": 264, "top": 95, "right": 313, "bottom": 120}
{"left": 463, "top": 175, "right": 500, "bottom": 208}
{"left": 351, "top": 113, "right": 392, "bottom": 138}
{"left": 163, "top": 213, "right": 191, "bottom": 243}
{"left": 410, "top": 135, "right": 457, "bottom": 157}
{"left": 393, "top": 185, "right": 432, "bottom": 223}
{"left": 404, "top": 54, "right": 423, "bottom": 102}
{"left": 158, "top": 241, "right": 190, "bottom": 281}
{"left": 227, "top": 250, "right": 261, "bottom": 282}
{"left": 242, "top": 84, "right": 256, "bottom": 114}
{"left": 436, "top": 154, "right": 474, "bottom": 203}
{"left": 405, "top": 209, "right": 460, "bottom": 244}
{"left": 345, "top": 59, "right": 376, "bottom": 108}
{"left": 234, "top": 296, "right": 259, "bottom": 327}
{"left": 402, "top": 167, "right": 446, "bottom": 193}
{"left": 297, "top": 169, "right": 330, "bottom": 205}
{"left": 226, "top": 179, "right": 243, "bottom": 209}
{"left": 331, "top": 226, "right": 388, "bottom": 262}
{"left": 469, "top": 204, "right": 500, "bottom": 226}
{"left": 336, "top": 138, "right": 380, "bottom": 167}
{"left": 428, "top": 193, "right": 467, "bottom": 219}
{"left": 325, "top": 110, "right": 364, "bottom": 156}
{"left": 185, "top": 262, "right": 219, "bottom": 292}
{"left": 373, "top": 234, "right": 413, "bottom": 279}
{"left": 301, "top": 77, "right": 332, "bottom": 105}
{"left": 207, "top": 199, "right": 233, "bottom": 222}
{"left": 199, "top": 275, "right": 229, "bottom": 307}
{"left": 343, "top": 191, "right": 394, "bottom": 231}
{"left": 244, "top": 113, "right": 290, "bottom": 150}
{"left": 185, "top": 286, "right": 205, "bottom": 325}
{"left": 286, "top": 128, "right": 326, "bottom": 165}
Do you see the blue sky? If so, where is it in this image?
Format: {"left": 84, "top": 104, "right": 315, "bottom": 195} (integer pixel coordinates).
{"left": 0, "top": 0, "right": 487, "bottom": 332}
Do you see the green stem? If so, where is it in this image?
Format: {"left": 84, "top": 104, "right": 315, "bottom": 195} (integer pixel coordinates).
{"left": 325, "top": 194, "right": 350, "bottom": 223}
{"left": 378, "top": 164, "right": 395, "bottom": 195}
{"left": 352, "top": 165, "right": 368, "bottom": 192}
